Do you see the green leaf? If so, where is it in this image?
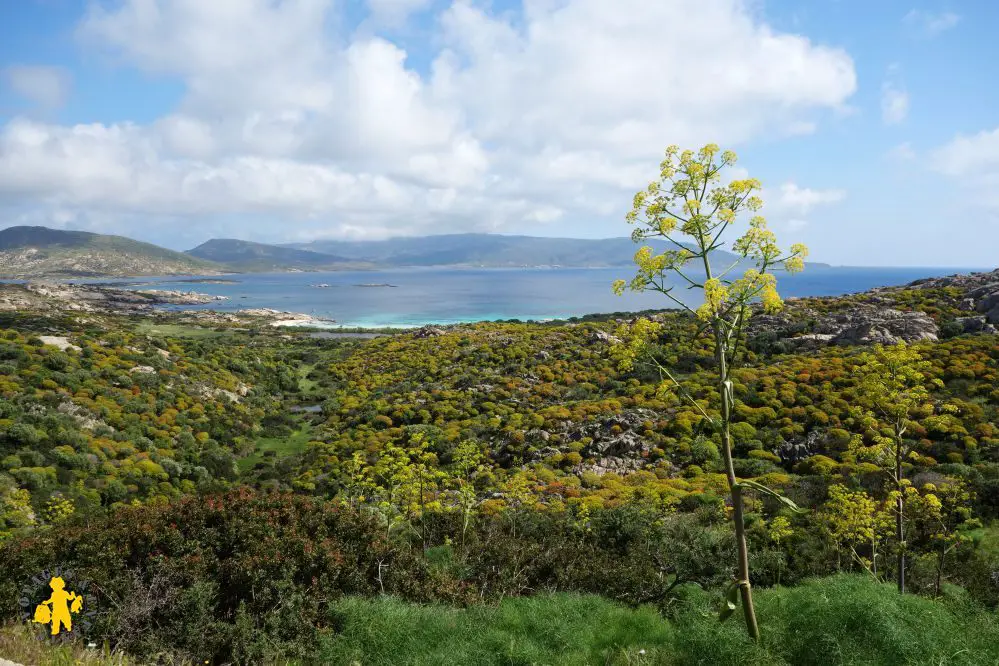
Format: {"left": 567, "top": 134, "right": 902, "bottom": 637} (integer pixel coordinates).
{"left": 718, "top": 580, "right": 740, "bottom": 622}
{"left": 734, "top": 479, "right": 808, "bottom": 514}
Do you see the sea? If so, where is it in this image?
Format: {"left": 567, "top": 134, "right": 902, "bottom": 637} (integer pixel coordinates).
{"left": 58, "top": 265, "right": 991, "bottom": 329}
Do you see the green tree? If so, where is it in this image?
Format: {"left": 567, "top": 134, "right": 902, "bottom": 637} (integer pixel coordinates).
{"left": 613, "top": 144, "right": 807, "bottom": 640}
{"left": 851, "top": 341, "right": 938, "bottom": 593}
{"left": 818, "top": 484, "right": 890, "bottom": 575}
{"left": 0, "top": 474, "right": 35, "bottom": 544}
{"left": 907, "top": 479, "right": 977, "bottom": 596}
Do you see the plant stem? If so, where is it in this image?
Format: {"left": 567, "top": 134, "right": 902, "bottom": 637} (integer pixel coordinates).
{"left": 717, "top": 330, "right": 760, "bottom": 640}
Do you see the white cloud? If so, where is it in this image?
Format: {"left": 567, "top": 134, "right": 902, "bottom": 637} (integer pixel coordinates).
{"left": 762, "top": 182, "right": 845, "bottom": 235}
{"left": 933, "top": 127, "right": 999, "bottom": 176}
{"left": 881, "top": 82, "right": 909, "bottom": 125}
{"left": 887, "top": 141, "right": 916, "bottom": 161}
{"left": 0, "top": 0, "right": 858, "bottom": 241}
{"left": 772, "top": 182, "right": 846, "bottom": 215}
{"left": 932, "top": 127, "right": 999, "bottom": 212}
{"left": 903, "top": 9, "right": 960, "bottom": 37}
{"left": 366, "top": 0, "right": 434, "bottom": 25}
{"left": 2, "top": 65, "right": 72, "bottom": 109}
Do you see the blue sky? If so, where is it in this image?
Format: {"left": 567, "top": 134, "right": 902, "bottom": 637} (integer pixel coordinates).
{"left": 1, "top": 0, "right": 997, "bottom": 267}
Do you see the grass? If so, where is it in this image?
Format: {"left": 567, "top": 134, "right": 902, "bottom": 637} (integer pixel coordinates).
{"left": 320, "top": 594, "right": 670, "bottom": 666}
{"left": 6, "top": 576, "right": 999, "bottom": 665}
{"left": 296, "top": 363, "right": 318, "bottom": 393}
{"left": 318, "top": 576, "right": 999, "bottom": 666}
{"left": 966, "top": 522, "right": 999, "bottom": 561}
{"left": 237, "top": 426, "right": 313, "bottom": 471}
{"left": 134, "top": 322, "right": 224, "bottom": 339}
{"left": 0, "top": 623, "right": 133, "bottom": 666}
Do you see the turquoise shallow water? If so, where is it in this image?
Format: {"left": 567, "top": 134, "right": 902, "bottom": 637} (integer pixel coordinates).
{"left": 69, "top": 265, "right": 989, "bottom": 328}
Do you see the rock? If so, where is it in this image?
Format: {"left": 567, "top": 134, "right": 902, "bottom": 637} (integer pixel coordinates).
{"left": 776, "top": 430, "right": 822, "bottom": 465}
{"left": 56, "top": 400, "right": 105, "bottom": 431}
{"left": 778, "top": 333, "right": 835, "bottom": 351}
{"left": 956, "top": 316, "right": 999, "bottom": 334}
{"left": 590, "top": 330, "right": 622, "bottom": 344}
{"left": 535, "top": 350, "right": 551, "bottom": 361}
{"left": 579, "top": 456, "right": 648, "bottom": 475}
{"left": 414, "top": 325, "right": 446, "bottom": 338}
{"left": 138, "top": 289, "right": 229, "bottom": 304}
{"left": 975, "top": 291, "right": 999, "bottom": 315}
{"left": 749, "top": 306, "right": 939, "bottom": 350}
{"left": 821, "top": 308, "right": 938, "bottom": 346}
{"left": 37, "top": 335, "right": 80, "bottom": 352}
{"left": 129, "top": 365, "right": 156, "bottom": 374}
{"left": 968, "top": 282, "right": 999, "bottom": 302}
{"left": 571, "top": 409, "right": 659, "bottom": 472}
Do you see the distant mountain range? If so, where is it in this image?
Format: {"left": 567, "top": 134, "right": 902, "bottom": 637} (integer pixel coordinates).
{"left": 281, "top": 233, "right": 744, "bottom": 268}
{"left": 0, "top": 226, "right": 218, "bottom": 278}
{"left": 0, "top": 226, "right": 830, "bottom": 278}
{"left": 186, "top": 238, "right": 373, "bottom": 272}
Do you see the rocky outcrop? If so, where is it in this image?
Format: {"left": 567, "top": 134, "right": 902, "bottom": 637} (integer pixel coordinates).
{"left": 820, "top": 307, "right": 939, "bottom": 345}
{"left": 590, "top": 329, "right": 622, "bottom": 344}
{"left": 37, "top": 335, "right": 81, "bottom": 352}
{"left": 414, "top": 325, "right": 447, "bottom": 338}
{"left": 899, "top": 269, "right": 999, "bottom": 324}
{"left": 748, "top": 305, "right": 939, "bottom": 350}
{"left": 968, "top": 282, "right": 999, "bottom": 325}
{"left": 519, "top": 409, "right": 664, "bottom": 475}
{"left": 955, "top": 316, "right": 998, "bottom": 335}
{"left": 22, "top": 283, "right": 226, "bottom": 313}
{"left": 776, "top": 430, "right": 822, "bottom": 465}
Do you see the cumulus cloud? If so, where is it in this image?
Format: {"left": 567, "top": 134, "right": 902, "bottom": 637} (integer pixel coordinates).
{"left": 903, "top": 9, "right": 960, "bottom": 37}
{"left": 366, "top": 0, "right": 434, "bottom": 25}
{"left": 932, "top": 127, "right": 999, "bottom": 211}
{"left": 0, "top": 0, "right": 858, "bottom": 241}
{"left": 887, "top": 141, "right": 916, "bottom": 161}
{"left": 772, "top": 182, "right": 846, "bottom": 216}
{"left": 2, "top": 65, "right": 72, "bottom": 109}
{"left": 881, "top": 86, "right": 909, "bottom": 125}
{"left": 933, "top": 127, "right": 999, "bottom": 176}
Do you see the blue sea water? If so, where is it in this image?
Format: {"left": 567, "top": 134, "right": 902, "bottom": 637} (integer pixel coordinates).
{"left": 62, "top": 265, "right": 991, "bottom": 328}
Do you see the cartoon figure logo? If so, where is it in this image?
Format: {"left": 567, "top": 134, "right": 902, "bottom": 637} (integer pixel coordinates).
{"left": 32, "top": 576, "right": 83, "bottom": 635}
{"left": 19, "top": 568, "right": 95, "bottom": 641}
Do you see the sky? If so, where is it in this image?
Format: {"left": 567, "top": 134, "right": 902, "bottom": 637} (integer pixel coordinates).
{"left": 0, "top": 0, "right": 996, "bottom": 267}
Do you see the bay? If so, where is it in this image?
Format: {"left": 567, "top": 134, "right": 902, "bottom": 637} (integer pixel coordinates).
{"left": 66, "top": 265, "right": 991, "bottom": 328}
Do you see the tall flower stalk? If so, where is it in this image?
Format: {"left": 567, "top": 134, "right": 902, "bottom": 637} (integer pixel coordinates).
{"left": 613, "top": 144, "right": 807, "bottom": 639}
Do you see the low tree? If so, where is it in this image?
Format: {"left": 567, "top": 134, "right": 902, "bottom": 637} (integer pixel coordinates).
{"left": 907, "top": 478, "right": 978, "bottom": 596}
{"left": 851, "top": 341, "right": 939, "bottom": 593}
{"left": 818, "top": 484, "right": 891, "bottom": 575}
{"left": 612, "top": 144, "right": 807, "bottom": 640}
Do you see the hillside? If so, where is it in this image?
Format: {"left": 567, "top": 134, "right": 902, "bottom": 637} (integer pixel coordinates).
{"left": 1, "top": 264, "right": 998, "bottom": 662}
{"left": 286, "top": 233, "right": 833, "bottom": 269}
{"left": 1, "top": 226, "right": 832, "bottom": 277}
{"left": 0, "top": 226, "right": 221, "bottom": 278}
{"left": 186, "top": 238, "right": 372, "bottom": 271}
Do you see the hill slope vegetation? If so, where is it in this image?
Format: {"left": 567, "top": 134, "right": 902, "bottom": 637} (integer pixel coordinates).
{"left": 186, "top": 238, "right": 370, "bottom": 271}
{"left": 0, "top": 226, "right": 221, "bottom": 278}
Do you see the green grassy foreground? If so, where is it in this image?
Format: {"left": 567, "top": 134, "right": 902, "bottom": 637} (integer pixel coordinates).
{"left": 318, "top": 576, "right": 999, "bottom": 665}
{"left": 7, "top": 575, "right": 994, "bottom": 666}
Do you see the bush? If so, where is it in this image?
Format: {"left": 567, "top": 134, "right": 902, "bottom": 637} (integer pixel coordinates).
{"left": 0, "top": 490, "right": 733, "bottom": 662}
{"left": 317, "top": 575, "right": 999, "bottom": 666}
